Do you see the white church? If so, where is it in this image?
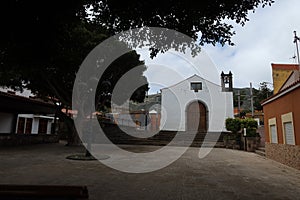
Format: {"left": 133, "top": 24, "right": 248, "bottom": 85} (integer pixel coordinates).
{"left": 159, "top": 72, "right": 234, "bottom": 132}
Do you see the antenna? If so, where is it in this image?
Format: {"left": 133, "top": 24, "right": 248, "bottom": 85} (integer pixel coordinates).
{"left": 294, "top": 31, "right": 300, "bottom": 79}
{"left": 289, "top": 53, "right": 297, "bottom": 63}
{"left": 293, "top": 31, "right": 300, "bottom": 66}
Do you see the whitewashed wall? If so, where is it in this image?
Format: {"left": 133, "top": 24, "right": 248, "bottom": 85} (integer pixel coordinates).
{"left": 32, "top": 118, "right": 39, "bottom": 134}
{"left": 160, "top": 75, "right": 233, "bottom": 132}
{"left": 0, "top": 112, "right": 14, "bottom": 133}
{"left": 47, "top": 121, "right": 52, "bottom": 134}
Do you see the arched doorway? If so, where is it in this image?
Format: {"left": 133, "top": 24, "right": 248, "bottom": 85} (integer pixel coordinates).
{"left": 186, "top": 101, "right": 208, "bottom": 132}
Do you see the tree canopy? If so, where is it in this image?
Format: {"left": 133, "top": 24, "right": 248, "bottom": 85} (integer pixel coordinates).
{"left": 90, "top": 0, "right": 274, "bottom": 46}
{"left": 0, "top": 1, "right": 148, "bottom": 108}
{"left": 253, "top": 82, "right": 273, "bottom": 111}
{"left": 0, "top": 0, "right": 274, "bottom": 106}
{"left": 0, "top": 0, "right": 274, "bottom": 144}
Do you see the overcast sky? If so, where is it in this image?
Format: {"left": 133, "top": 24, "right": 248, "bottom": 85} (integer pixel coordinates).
{"left": 138, "top": 0, "right": 300, "bottom": 94}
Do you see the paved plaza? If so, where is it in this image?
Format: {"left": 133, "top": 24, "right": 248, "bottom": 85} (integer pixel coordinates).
{"left": 0, "top": 142, "right": 299, "bottom": 200}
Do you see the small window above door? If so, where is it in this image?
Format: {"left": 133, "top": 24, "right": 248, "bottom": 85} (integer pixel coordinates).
{"left": 191, "top": 82, "right": 202, "bottom": 92}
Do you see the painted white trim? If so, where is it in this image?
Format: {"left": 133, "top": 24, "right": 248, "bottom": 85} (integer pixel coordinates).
{"left": 15, "top": 116, "right": 34, "bottom": 134}
{"left": 16, "top": 114, "right": 54, "bottom": 134}
{"left": 161, "top": 74, "right": 223, "bottom": 91}
{"left": 33, "top": 115, "right": 54, "bottom": 120}
{"left": 18, "top": 114, "right": 34, "bottom": 118}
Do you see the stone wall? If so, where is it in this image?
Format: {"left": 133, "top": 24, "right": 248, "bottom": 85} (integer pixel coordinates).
{"left": 265, "top": 143, "right": 300, "bottom": 170}
{"left": 0, "top": 134, "right": 59, "bottom": 146}
{"left": 257, "top": 126, "right": 265, "bottom": 147}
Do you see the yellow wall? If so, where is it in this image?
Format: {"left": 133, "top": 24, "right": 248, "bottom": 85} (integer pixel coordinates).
{"left": 272, "top": 69, "right": 293, "bottom": 94}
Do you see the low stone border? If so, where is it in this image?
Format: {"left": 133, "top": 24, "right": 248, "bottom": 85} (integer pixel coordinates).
{"left": 66, "top": 154, "right": 109, "bottom": 161}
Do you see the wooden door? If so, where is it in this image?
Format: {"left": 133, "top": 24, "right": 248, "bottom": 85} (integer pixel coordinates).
{"left": 186, "top": 101, "right": 207, "bottom": 132}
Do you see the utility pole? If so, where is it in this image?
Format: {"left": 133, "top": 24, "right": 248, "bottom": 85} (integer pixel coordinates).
{"left": 237, "top": 90, "right": 241, "bottom": 118}
{"left": 250, "top": 82, "right": 254, "bottom": 118}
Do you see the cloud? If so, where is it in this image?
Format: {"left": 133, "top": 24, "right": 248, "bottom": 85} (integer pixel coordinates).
{"left": 137, "top": 1, "right": 300, "bottom": 92}
{"left": 138, "top": 49, "right": 221, "bottom": 94}
{"left": 204, "top": 0, "right": 300, "bottom": 88}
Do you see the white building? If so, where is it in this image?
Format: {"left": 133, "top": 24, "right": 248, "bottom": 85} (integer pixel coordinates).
{"left": 160, "top": 74, "right": 233, "bottom": 132}
{"left": 0, "top": 90, "right": 57, "bottom": 135}
{"left": 15, "top": 114, "right": 54, "bottom": 134}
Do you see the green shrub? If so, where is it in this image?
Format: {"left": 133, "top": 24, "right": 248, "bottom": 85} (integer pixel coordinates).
{"left": 225, "top": 118, "right": 241, "bottom": 134}
{"left": 241, "top": 118, "right": 258, "bottom": 129}
{"left": 240, "top": 118, "right": 258, "bottom": 137}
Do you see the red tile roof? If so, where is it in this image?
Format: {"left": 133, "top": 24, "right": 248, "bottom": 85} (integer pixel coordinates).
{"left": 0, "top": 91, "right": 56, "bottom": 114}
{"left": 271, "top": 63, "right": 299, "bottom": 70}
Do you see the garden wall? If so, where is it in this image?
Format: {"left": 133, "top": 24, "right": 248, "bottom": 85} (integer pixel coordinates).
{"left": 0, "top": 133, "right": 59, "bottom": 146}
{"left": 265, "top": 143, "right": 300, "bottom": 170}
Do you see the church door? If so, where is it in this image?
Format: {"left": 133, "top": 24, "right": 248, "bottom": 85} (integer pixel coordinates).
{"left": 186, "top": 101, "right": 207, "bottom": 132}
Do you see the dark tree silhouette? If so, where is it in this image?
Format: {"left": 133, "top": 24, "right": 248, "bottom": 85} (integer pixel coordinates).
{"left": 0, "top": 0, "right": 274, "bottom": 144}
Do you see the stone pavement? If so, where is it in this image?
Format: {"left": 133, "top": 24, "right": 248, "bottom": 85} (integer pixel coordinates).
{"left": 0, "top": 142, "right": 299, "bottom": 200}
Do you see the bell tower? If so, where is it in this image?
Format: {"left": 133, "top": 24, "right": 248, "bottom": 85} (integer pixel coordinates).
{"left": 221, "top": 71, "right": 233, "bottom": 92}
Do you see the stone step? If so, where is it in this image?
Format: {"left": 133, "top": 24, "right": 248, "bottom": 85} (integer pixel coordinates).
{"left": 255, "top": 148, "right": 266, "bottom": 157}
{"left": 107, "top": 139, "right": 225, "bottom": 148}
{"left": 257, "top": 147, "right": 265, "bottom": 151}
{"left": 98, "top": 124, "right": 226, "bottom": 147}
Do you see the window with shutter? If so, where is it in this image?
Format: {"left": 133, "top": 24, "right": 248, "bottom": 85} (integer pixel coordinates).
{"left": 268, "top": 117, "right": 277, "bottom": 144}
{"left": 284, "top": 122, "right": 295, "bottom": 145}
{"left": 270, "top": 124, "right": 278, "bottom": 144}
{"left": 281, "top": 112, "right": 295, "bottom": 145}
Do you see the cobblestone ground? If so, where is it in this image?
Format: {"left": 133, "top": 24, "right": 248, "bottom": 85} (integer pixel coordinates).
{"left": 0, "top": 142, "right": 299, "bottom": 200}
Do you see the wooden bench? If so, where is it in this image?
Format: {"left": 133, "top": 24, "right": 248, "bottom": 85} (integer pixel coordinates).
{"left": 0, "top": 185, "right": 89, "bottom": 199}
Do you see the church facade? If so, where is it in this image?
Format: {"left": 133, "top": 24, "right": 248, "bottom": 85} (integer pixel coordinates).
{"left": 160, "top": 73, "right": 234, "bottom": 132}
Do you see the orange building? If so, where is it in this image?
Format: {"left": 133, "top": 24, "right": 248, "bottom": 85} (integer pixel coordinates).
{"left": 262, "top": 65, "right": 300, "bottom": 170}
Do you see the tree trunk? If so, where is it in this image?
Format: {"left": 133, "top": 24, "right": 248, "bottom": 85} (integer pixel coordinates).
{"left": 66, "top": 119, "right": 81, "bottom": 146}
{"left": 57, "top": 110, "right": 82, "bottom": 146}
